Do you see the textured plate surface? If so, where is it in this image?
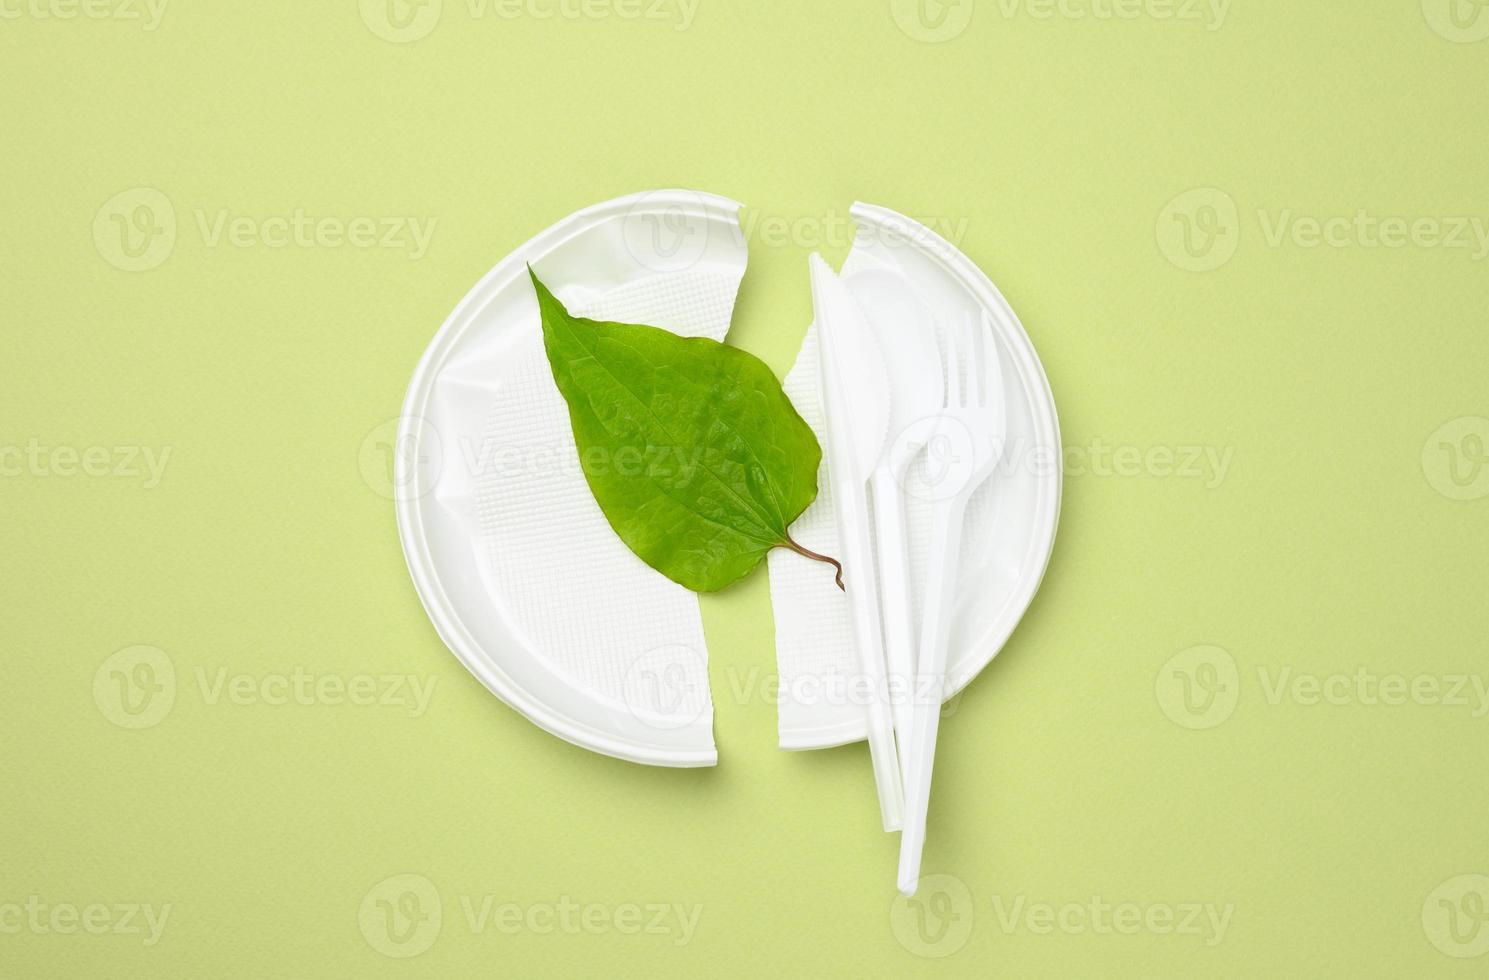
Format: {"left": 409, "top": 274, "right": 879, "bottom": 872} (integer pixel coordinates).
{"left": 396, "top": 190, "right": 749, "bottom": 766}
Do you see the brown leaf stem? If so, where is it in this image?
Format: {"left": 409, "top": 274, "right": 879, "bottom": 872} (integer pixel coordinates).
{"left": 781, "top": 536, "right": 846, "bottom": 592}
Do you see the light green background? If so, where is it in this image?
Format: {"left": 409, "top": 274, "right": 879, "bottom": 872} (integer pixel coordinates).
{"left": 4, "top": 1, "right": 1488, "bottom": 976}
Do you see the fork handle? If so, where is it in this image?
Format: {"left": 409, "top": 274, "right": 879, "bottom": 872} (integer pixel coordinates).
{"left": 897, "top": 493, "right": 968, "bottom": 896}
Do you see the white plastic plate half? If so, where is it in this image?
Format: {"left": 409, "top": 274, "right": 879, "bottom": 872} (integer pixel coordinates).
{"left": 395, "top": 190, "right": 750, "bottom": 767}
{"left": 770, "top": 203, "right": 1062, "bottom": 749}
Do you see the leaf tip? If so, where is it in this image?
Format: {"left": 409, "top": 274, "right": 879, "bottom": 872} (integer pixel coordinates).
{"left": 529, "top": 262, "right": 560, "bottom": 301}
{"left": 528, "top": 264, "right": 565, "bottom": 334}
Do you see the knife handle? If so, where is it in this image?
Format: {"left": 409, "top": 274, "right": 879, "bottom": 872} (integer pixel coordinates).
{"left": 837, "top": 477, "right": 904, "bottom": 832}
{"left": 871, "top": 467, "right": 916, "bottom": 785}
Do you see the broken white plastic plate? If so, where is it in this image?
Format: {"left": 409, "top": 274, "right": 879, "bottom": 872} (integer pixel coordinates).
{"left": 395, "top": 190, "right": 749, "bottom": 768}
{"left": 769, "top": 203, "right": 1063, "bottom": 749}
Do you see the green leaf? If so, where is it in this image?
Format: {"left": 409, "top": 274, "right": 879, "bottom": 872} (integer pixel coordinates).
{"left": 530, "top": 267, "right": 841, "bottom": 593}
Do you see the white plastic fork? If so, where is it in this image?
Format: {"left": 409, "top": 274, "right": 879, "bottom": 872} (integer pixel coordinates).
{"left": 897, "top": 309, "right": 1007, "bottom": 896}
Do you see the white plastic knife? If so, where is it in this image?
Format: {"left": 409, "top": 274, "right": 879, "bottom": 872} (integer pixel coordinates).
{"left": 808, "top": 253, "right": 903, "bottom": 832}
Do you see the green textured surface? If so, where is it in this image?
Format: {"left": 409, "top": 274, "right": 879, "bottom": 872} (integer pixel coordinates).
{"left": 3, "top": 2, "right": 1488, "bottom": 975}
